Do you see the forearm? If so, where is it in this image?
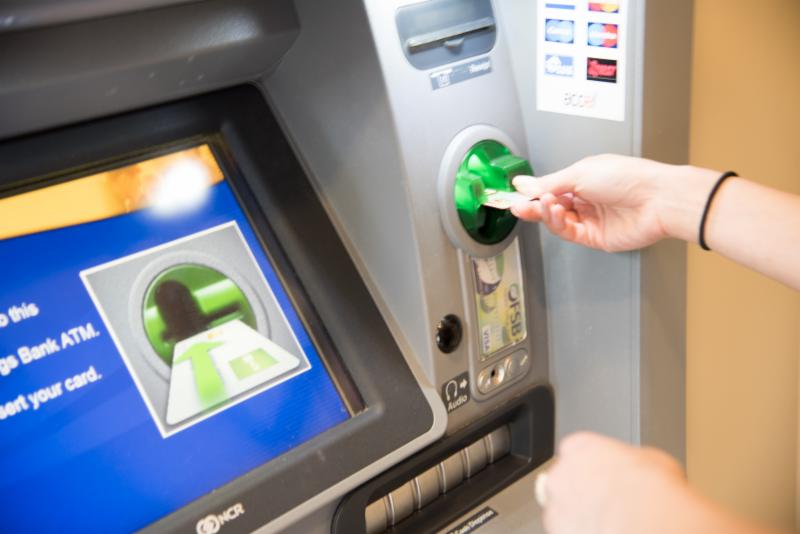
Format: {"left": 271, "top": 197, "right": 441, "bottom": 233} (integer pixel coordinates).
{"left": 604, "top": 477, "right": 778, "bottom": 534}
{"left": 676, "top": 489, "right": 784, "bottom": 534}
{"left": 657, "top": 166, "right": 800, "bottom": 290}
{"left": 633, "top": 482, "right": 780, "bottom": 534}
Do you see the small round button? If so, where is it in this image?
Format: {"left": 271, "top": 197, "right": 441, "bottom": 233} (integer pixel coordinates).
{"left": 504, "top": 355, "right": 519, "bottom": 378}
{"left": 436, "top": 314, "right": 463, "bottom": 353}
{"left": 489, "top": 363, "right": 506, "bottom": 387}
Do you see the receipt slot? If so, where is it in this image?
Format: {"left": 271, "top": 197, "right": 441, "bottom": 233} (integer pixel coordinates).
{"left": 438, "top": 126, "right": 533, "bottom": 257}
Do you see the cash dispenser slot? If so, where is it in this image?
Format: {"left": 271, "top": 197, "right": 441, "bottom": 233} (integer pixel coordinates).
{"left": 364, "top": 426, "right": 512, "bottom": 533}
{"left": 333, "top": 385, "right": 554, "bottom": 534}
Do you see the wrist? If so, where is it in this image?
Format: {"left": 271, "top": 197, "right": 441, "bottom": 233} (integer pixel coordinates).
{"left": 655, "top": 165, "right": 719, "bottom": 243}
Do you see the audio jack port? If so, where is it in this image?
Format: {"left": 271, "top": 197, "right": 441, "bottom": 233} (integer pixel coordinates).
{"left": 436, "top": 314, "right": 463, "bottom": 354}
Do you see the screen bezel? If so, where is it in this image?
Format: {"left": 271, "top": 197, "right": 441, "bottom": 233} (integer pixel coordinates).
{"left": 0, "top": 85, "right": 436, "bottom": 532}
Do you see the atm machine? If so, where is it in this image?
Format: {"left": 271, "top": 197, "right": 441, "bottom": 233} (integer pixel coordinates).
{"left": 0, "top": 0, "right": 691, "bottom": 532}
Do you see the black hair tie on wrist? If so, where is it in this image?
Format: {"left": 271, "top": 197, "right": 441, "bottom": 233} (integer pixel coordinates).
{"left": 698, "top": 171, "right": 738, "bottom": 251}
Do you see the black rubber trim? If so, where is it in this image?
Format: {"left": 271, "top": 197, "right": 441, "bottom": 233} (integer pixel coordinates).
{"left": 333, "top": 385, "right": 554, "bottom": 534}
{"left": 0, "top": 84, "right": 435, "bottom": 533}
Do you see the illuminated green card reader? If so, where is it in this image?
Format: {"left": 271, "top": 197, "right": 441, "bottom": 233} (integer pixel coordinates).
{"left": 439, "top": 127, "right": 533, "bottom": 256}
{"left": 454, "top": 139, "right": 532, "bottom": 246}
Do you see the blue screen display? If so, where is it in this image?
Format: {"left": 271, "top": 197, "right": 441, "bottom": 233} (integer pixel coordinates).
{"left": 0, "top": 147, "right": 350, "bottom": 532}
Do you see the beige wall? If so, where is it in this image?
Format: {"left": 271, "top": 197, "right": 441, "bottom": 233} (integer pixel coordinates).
{"left": 687, "top": 0, "right": 800, "bottom": 530}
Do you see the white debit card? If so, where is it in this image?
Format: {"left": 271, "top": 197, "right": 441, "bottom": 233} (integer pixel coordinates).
{"left": 482, "top": 189, "right": 533, "bottom": 210}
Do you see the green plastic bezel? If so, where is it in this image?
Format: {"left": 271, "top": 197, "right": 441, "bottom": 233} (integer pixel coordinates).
{"left": 454, "top": 140, "right": 533, "bottom": 245}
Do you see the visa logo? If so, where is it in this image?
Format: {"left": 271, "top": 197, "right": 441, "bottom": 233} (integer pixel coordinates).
{"left": 588, "top": 22, "right": 618, "bottom": 48}
{"left": 545, "top": 19, "right": 575, "bottom": 44}
{"left": 544, "top": 54, "right": 575, "bottom": 77}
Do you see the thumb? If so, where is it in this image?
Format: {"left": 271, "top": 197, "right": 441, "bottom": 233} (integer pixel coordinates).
{"left": 513, "top": 165, "right": 580, "bottom": 198}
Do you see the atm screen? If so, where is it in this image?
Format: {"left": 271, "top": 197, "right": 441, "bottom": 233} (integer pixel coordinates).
{"left": 0, "top": 144, "right": 352, "bottom": 531}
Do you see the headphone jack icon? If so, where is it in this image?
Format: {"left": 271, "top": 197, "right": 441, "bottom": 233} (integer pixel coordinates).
{"left": 445, "top": 380, "right": 459, "bottom": 402}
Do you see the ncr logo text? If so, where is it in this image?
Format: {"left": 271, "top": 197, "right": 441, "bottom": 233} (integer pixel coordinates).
{"left": 196, "top": 503, "right": 246, "bottom": 534}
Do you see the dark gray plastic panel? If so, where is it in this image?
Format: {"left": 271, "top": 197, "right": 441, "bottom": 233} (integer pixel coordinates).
{"left": 0, "top": 0, "right": 299, "bottom": 141}
{"left": 0, "top": 0, "right": 202, "bottom": 33}
{"left": 396, "top": 0, "right": 496, "bottom": 70}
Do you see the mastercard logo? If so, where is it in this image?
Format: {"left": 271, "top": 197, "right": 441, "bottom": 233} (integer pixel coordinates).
{"left": 587, "top": 22, "right": 618, "bottom": 48}
{"left": 588, "top": 2, "right": 620, "bottom": 13}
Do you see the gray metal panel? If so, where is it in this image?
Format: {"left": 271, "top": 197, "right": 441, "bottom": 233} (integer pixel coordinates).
{"left": 493, "top": 0, "right": 639, "bottom": 444}
{"left": 264, "top": 0, "right": 551, "bottom": 429}
{"left": 362, "top": 0, "right": 550, "bottom": 434}
{"left": 0, "top": 0, "right": 299, "bottom": 140}
{"left": 262, "top": 0, "right": 433, "bottom": 381}
{"left": 637, "top": 0, "right": 694, "bottom": 463}
{"left": 500, "top": 0, "right": 689, "bottom": 460}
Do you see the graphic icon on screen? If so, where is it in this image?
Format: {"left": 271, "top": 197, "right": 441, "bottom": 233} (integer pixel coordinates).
{"left": 82, "top": 223, "right": 312, "bottom": 436}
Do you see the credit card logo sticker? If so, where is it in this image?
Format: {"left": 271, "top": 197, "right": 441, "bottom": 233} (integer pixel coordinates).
{"left": 537, "top": 0, "right": 626, "bottom": 121}
{"left": 588, "top": 22, "right": 618, "bottom": 47}
{"left": 544, "top": 2, "right": 575, "bottom": 9}
{"left": 544, "top": 54, "right": 575, "bottom": 77}
{"left": 545, "top": 19, "right": 575, "bottom": 44}
{"left": 588, "top": 2, "right": 620, "bottom": 13}
{"left": 587, "top": 57, "right": 618, "bottom": 83}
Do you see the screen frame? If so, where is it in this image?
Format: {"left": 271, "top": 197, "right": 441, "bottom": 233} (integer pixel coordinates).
{"left": 0, "top": 84, "right": 437, "bottom": 532}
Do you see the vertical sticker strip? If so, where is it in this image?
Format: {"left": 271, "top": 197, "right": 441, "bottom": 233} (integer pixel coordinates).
{"left": 471, "top": 241, "right": 527, "bottom": 359}
{"left": 536, "top": 0, "right": 628, "bottom": 121}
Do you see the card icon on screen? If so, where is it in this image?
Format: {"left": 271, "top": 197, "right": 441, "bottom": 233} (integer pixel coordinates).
{"left": 166, "top": 319, "right": 301, "bottom": 424}
{"left": 81, "top": 223, "right": 312, "bottom": 437}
